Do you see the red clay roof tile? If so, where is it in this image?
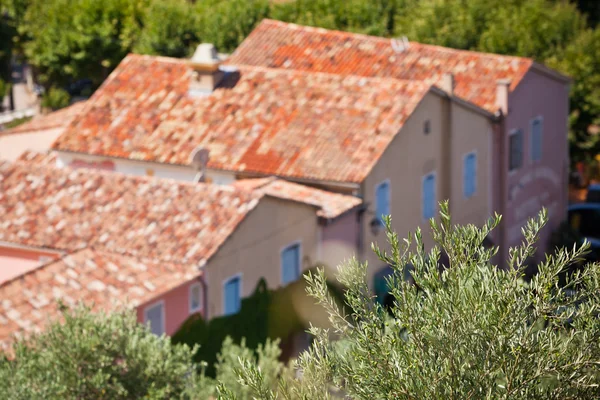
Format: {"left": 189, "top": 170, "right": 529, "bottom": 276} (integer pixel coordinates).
{"left": 235, "top": 177, "right": 362, "bottom": 219}
{"left": 227, "top": 19, "right": 534, "bottom": 113}
{"left": 52, "top": 55, "right": 431, "bottom": 183}
{"left": 0, "top": 161, "right": 261, "bottom": 265}
{"left": 0, "top": 248, "right": 199, "bottom": 351}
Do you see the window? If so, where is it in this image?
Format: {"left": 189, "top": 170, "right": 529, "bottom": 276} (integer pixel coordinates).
{"left": 509, "top": 130, "right": 523, "bottom": 171}
{"left": 531, "top": 117, "right": 543, "bottom": 162}
{"left": 423, "top": 120, "right": 431, "bottom": 135}
{"left": 223, "top": 275, "right": 241, "bottom": 316}
{"left": 422, "top": 173, "right": 436, "bottom": 220}
{"left": 189, "top": 282, "right": 203, "bottom": 314}
{"left": 463, "top": 152, "right": 477, "bottom": 198}
{"left": 144, "top": 301, "right": 165, "bottom": 336}
{"left": 375, "top": 180, "right": 391, "bottom": 224}
{"left": 281, "top": 243, "right": 301, "bottom": 285}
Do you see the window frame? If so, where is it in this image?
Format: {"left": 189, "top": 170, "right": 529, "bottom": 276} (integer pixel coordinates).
{"left": 280, "top": 241, "right": 302, "bottom": 285}
{"left": 422, "top": 172, "right": 437, "bottom": 221}
{"left": 509, "top": 129, "right": 524, "bottom": 172}
{"left": 463, "top": 151, "right": 477, "bottom": 199}
{"left": 222, "top": 274, "right": 242, "bottom": 316}
{"left": 188, "top": 281, "right": 203, "bottom": 314}
{"left": 374, "top": 179, "right": 391, "bottom": 225}
{"left": 144, "top": 300, "right": 166, "bottom": 336}
{"left": 530, "top": 116, "right": 543, "bottom": 163}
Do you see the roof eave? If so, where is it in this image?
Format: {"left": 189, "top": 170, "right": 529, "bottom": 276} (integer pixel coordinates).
{"left": 530, "top": 62, "right": 572, "bottom": 84}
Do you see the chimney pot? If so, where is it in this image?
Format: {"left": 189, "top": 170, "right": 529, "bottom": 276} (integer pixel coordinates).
{"left": 496, "top": 79, "right": 511, "bottom": 115}
{"left": 189, "top": 43, "right": 225, "bottom": 96}
{"left": 441, "top": 73, "right": 454, "bottom": 95}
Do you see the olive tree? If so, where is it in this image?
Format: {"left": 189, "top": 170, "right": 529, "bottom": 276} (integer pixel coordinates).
{"left": 0, "top": 306, "right": 201, "bottom": 399}
{"left": 228, "top": 202, "right": 600, "bottom": 399}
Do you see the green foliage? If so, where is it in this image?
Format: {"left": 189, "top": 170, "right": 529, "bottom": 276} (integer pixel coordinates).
{"left": 194, "top": 0, "right": 270, "bottom": 53}
{"left": 20, "top": 0, "right": 147, "bottom": 88}
{"left": 135, "top": 0, "right": 199, "bottom": 58}
{"left": 2, "top": 115, "right": 31, "bottom": 129}
{"left": 0, "top": 305, "right": 200, "bottom": 399}
{"left": 172, "top": 278, "right": 271, "bottom": 377}
{"left": 41, "top": 87, "right": 70, "bottom": 110}
{"left": 229, "top": 203, "right": 600, "bottom": 399}
{"left": 271, "top": 0, "right": 400, "bottom": 36}
{"left": 547, "top": 28, "right": 600, "bottom": 161}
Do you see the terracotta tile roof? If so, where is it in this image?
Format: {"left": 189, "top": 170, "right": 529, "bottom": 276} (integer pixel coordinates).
{"left": 0, "top": 248, "right": 199, "bottom": 351}
{"left": 16, "top": 150, "right": 57, "bottom": 166}
{"left": 227, "top": 19, "right": 535, "bottom": 113}
{"left": 0, "top": 161, "right": 261, "bottom": 265}
{"left": 52, "top": 54, "right": 431, "bottom": 183}
{"left": 235, "top": 177, "right": 362, "bottom": 219}
{"left": 2, "top": 101, "right": 86, "bottom": 135}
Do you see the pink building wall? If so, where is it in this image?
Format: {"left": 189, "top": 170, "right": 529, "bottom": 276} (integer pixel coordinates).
{"left": 320, "top": 211, "right": 360, "bottom": 271}
{"left": 136, "top": 277, "right": 205, "bottom": 336}
{"left": 501, "top": 70, "right": 570, "bottom": 263}
{"left": 0, "top": 246, "right": 61, "bottom": 283}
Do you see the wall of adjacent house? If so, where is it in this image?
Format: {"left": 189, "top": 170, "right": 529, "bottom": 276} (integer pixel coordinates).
{"left": 0, "top": 128, "right": 63, "bottom": 162}
{"left": 362, "top": 92, "right": 496, "bottom": 287}
{"left": 54, "top": 151, "right": 236, "bottom": 184}
{"left": 204, "top": 197, "right": 319, "bottom": 318}
{"left": 135, "top": 278, "right": 205, "bottom": 336}
{"left": 449, "top": 104, "right": 494, "bottom": 228}
{"left": 502, "top": 70, "right": 569, "bottom": 263}
{"left": 362, "top": 92, "right": 445, "bottom": 285}
{"left": 0, "top": 246, "right": 61, "bottom": 283}
{"left": 320, "top": 210, "right": 360, "bottom": 273}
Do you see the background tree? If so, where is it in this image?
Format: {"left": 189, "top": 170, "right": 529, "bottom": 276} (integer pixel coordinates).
{"left": 0, "top": 305, "right": 201, "bottom": 399}
{"left": 230, "top": 204, "right": 600, "bottom": 399}
{"left": 19, "top": 0, "right": 146, "bottom": 89}
{"left": 134, "top": 0, "right": 198, "bottom": 58}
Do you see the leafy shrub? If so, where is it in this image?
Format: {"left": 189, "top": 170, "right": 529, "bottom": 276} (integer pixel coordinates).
{"left": 229, "top": 203, "right": 600, "bottom": 399}
{"left": 41, "top": 87, "right": 70, "bottom": 110}
{"left": 0, "top": 305, "right": 201, "bottom": 399}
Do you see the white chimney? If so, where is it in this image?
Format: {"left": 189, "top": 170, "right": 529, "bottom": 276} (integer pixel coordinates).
{"left": 496, "top": 79, "right": 511, "bottom": 115}
{"left": 189, "top": 44, "right": 225, "bottom": 97}
{"left": 441, "top": 73, "right": 454, "bottom": 96}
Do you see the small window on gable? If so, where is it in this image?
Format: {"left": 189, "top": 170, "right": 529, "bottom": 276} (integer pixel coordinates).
{"left": 189, "top": 282, "right": 203, "bottom": 314}
{"left": 424, "top": 120, "right": 431, "bottom": 135}
{"left": 281, "top": 243, "right": 301, "bottom": 285}
{"left": 509, "top": 130, "right": 523, "bottom": 171}
{"left": 375, "top": 180, "right": 391, "bottom": 225}
{"left": 531, "top": 117, "right": 543, "bottom": 162}
{"left": 144, "top": 301, "right": 165, "bottom": 336}
{"left": 422, "top": 173, "right": 436, "bottom": 220}
{"left": 463, "top": 152, "right": 477, "bottom": 198}
{"left": 223, "top": 276, "right": 241, "bottom": 316}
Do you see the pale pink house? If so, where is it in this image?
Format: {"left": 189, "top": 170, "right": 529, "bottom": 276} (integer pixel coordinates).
{"left": 0, "top": 159, "right": 360, "bottom": 348}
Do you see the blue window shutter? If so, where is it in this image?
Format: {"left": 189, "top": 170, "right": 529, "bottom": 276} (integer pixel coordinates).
{"left": 224, "top": 277, "right": 241, "bottom": 315}
{"left": 464, "top": 153, "right": 477, "bottom": 198}
{"left": 423, "top": 174, "right": 435, "bottom": 219}
{"left": 376, "top": 181, "right": 390, "bottom": 223}
{"left": 281, "top": 244, "right": 300, "bottom": 284}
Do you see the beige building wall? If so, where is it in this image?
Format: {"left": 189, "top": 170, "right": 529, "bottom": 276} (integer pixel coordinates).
{"left": 449, "top": 103, "right": 494, "bottom": 228}
{"left": 362, "top": 92, "right": 444, "bottom": 280}
{"left": 204, "top": 197, "right": 319, "bottom": 317}
{"left": 362, "top": 92, "right": 494, "bottom": 285}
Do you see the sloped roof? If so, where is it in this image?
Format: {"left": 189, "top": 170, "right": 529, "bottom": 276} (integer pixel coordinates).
{"left": 2, "top": 101, "right": 86, "bottom": 135}
{"left": 16, "top": 150, "right": 57, "bottom": 166}
{"left": 52, "top": 54, "right": 431, "bottom": 184}
{"left": 0, "top": 161, "right": 261, "bottom": 265}
{"left": 235, "top": 177, "right": 362, "bottom": 219}
{"left": 0, "top": 248, "right": 198, "bottom": 351}
{"left": 227, "top": 19, "right": 536, "bottom": 113}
